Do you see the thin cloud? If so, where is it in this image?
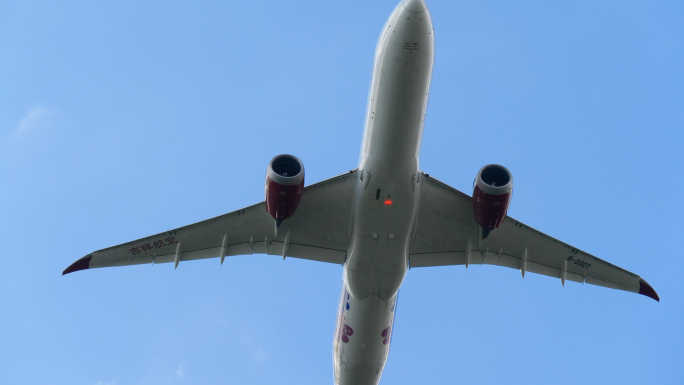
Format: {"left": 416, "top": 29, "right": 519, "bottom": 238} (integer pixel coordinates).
{"left": 94, "top": 374, "right": 120, "bottom": 385}
{"left": 176, "top": 362, "right": 185, "bottom": 378}
{"left": 254, "top": 348, "right": 268, "bottom": 364}
{"left": 13, "top": 104, "right": 59, "bottom": 138}
{"left": 241, "top": 329, "right": 269, "bottom": 366}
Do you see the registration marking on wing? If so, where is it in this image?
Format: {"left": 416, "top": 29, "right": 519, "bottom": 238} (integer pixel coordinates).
{"left": 128, "top": 235, "right": 179, "bottom": 255}
{"left": 566, "top": 256, "right": 592, "bottom": 269}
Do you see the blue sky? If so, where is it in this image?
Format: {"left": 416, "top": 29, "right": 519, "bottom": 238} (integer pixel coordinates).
{"left": 1, "top": 1, "right": 682, "bottom": 384}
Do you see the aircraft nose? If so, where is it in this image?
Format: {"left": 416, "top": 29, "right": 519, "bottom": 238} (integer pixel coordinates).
{"left": 402, "top": 0, "right": 427, "bottom": 13}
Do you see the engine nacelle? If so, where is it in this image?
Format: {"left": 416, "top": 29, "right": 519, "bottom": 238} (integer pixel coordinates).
{"left": 473, "top": 164, "right": 513, "bottom": 235}
{"left": 265, "top": 154, "right": 305, "bottom": 224}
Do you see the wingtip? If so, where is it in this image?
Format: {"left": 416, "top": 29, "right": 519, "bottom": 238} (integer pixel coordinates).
{"left": 638, "top": 278, "right": 659, "bottom": 302}
{"left": 63, "top": 254, "right": 93, "bottom": 275}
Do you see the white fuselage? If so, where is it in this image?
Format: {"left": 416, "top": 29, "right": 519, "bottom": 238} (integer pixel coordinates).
{"left": 333, "top": 1, "right": 434, "bottom": 384}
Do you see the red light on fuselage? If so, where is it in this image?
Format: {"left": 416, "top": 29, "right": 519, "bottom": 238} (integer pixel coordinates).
{"left": 384, "top": 200, "right": 392, "bottom": 205}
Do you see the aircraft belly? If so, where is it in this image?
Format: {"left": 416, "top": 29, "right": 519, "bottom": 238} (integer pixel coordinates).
{"left": 335, "top": 1, "right": 433, "bottom": 383}
{"left": 347, "top": 1, "right": 432, "bottom": 301}
{"left": 345, "top": 157, "right": 413, "bottom": 300}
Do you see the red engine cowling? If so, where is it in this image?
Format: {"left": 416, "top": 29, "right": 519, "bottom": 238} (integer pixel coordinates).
{"left": 473, "top": 164, "right": 513, "bottom": 234}
{"left": 265, "top": 154, "right": 305, "bottom": 224}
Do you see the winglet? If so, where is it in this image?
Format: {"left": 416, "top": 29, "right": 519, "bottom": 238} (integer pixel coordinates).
{"left": 63, "top": 254, "right": 93, "bottom": 275}
{"left": 638, "top": 279, "right": 659, "bottom": 302}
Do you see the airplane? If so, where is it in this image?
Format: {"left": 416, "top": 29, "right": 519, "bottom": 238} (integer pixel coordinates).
{"left": 63, "top": 0, "right": 659, "bottom": 384}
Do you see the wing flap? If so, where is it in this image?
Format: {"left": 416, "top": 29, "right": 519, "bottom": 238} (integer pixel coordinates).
{"left": 265, "top": 242, "right": 346, "bottom": 264}
{"left": 411, "top": 250, "right": 588, "bottom": 283}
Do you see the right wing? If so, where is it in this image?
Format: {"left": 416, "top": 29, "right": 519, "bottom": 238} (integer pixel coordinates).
{"left": 63, "top": 170, "right": 359, "bottom": 275}
{"left": 409, "top": 173, "right": 659, "bottom": 301}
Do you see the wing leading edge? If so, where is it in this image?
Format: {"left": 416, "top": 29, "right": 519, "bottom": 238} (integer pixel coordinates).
{"left": 409, "top": 173, "right": 659, "bottom": 302}
{"left": 64, "top": 170, "right": 359, "bottom": 275}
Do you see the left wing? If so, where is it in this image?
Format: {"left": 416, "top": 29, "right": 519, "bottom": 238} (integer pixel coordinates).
{"left": 409, "top": 173, "right": 659, "bottom": 301}
{"left": 63, "top": 170, "right": 358, "bottom": 275}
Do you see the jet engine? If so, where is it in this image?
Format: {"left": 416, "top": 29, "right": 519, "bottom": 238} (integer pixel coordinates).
{"left": 265, "top": 154, "right": 305, "bottom": 226}
{"left": 473, "top": 164, "right": 513, "bottom": 238}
